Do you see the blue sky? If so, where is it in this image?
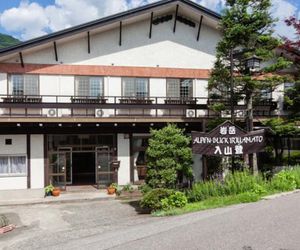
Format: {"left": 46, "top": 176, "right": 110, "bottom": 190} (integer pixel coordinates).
{"left": 0, "top": 0, "right": 299, "bottom": 41}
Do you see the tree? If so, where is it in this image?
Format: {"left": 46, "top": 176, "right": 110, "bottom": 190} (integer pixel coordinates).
{"left": 208, "top": 0, "right": 290, "bottom": 171}
{"left": 280, "top": 16, "right": 300, "bottom": 118}
{"left": 146, "top": 124, "right": 193, "bottom": 189}
{"left": 263, "top": 118, "right": 300, "bottom": 165}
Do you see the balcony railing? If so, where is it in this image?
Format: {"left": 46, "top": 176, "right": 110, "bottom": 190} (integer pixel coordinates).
{"left": 0, "top": 95, "right": 278, "bottom": 119}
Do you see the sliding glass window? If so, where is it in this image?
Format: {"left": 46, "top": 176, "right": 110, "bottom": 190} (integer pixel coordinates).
{"left": 75, "top": 76, "right": 104, "bottom": 98}
{"left": 122, "top": 78, "right": 149, "bottom": 98}
{"left": 10, "top": 74, "right": 39, "bottom": 96}
{"left": 166, "top": 79, "right": 193, "bottom": 99}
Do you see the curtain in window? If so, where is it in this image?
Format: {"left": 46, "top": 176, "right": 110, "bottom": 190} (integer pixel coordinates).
{"left": 76, "top": 77, "right": 103, "bottom": 97}
{"left": 10, "top": 156, "right": 26, "bottom": 174}
{"left": 24, "top": 75, "right": 39, "bottom": 96}
{"left": 123, "top": 78, "right": 148, "bottom": 97}
{"left": 12, "top": 75, "right": 24, "bottom": 96}
{"left": 167, "top": 79, "right": 180, "bottom": 98}
{"left": 0, "top": 157, "right": 9, "bottom": 174}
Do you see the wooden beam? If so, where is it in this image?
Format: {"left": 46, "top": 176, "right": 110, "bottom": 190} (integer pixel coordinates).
{"left": 173, "top": 4, "right": 179, "bottom": 33}
{"left": 149, "top": 12, "right": 153, "bottom": 39}
{"left": 197, "top": 15, "right": 203, "bottom": 41}
{"left": 19, "top": 52, "right": 24, "bottom": 68}
{"left": 53, "top": 41, "right": 58, "bottom": 61}
{"left": 119, "top": 21, "right": 122, "bottom": 46}
{"left": 27, "top": 134, "right": 31, "bottom": 189}
{"left": 87, "top": 31, "right": 91, "bottom": 54}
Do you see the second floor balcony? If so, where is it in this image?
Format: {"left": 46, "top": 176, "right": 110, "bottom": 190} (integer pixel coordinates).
{"left": 0, "top": 94, "right": 278, "bottom": 120}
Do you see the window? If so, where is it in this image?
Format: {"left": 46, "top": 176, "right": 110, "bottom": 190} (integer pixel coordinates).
{"left": 167, "top": 79, "right": 193, "bottom": 98}
{"left": 260, "top": 88, "right": 272, "bottom": 100}
{"left": 75, "top": 76, "right": 104, "bottom": 97}
{"left": 10, "top": 74, "right": 39, "bottom": 96}
{"left": 0, "top": 156, "right": 27, "bottom": 176}
{"left": 122, "top": 78, "right": 149, "bottom": 97}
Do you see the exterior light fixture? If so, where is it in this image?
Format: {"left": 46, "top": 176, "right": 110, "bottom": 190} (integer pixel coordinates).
{"left": 245, "top": 55, "right": 261, "bottom": 71}
{"left": 39, "top": 123, "right": 43, "bottom": 127}
{"left": 58, "top": 123, "right": 62, "bottom": 127}
{"left": 96, "top": 124, "right": 100, "bottom": 127}
{"left": 150, "top": 123, "right": 154, "bottom": 126}
{"left": 77, "top": 124, "right": 81, "bottom": 127}
{"left": 114, "top": 123, "right": 118, "bottom": 127}
{"left": 132, "top": 123, "right": 136, "bottom": 127}
{"left": 17, "top": 123, "right": 21, "bottom": 127}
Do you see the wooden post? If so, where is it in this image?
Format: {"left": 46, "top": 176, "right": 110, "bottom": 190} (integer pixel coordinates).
{"left": 119, "top": 21, "right": 122, "bottom": 46}
{"left": 197, "top": 15, "right": 203, "bottom": 41}
{"left": 53, "top": 41, "right": 58, "bottom": 61}
{"left": 173, "top": 5, "right": 179, "bottom": 33}
{"left": 149, "top": 12, "right": 153, "bottom": 39}
{"left": 87, "top": 31, "right": 91, "bottom": 54}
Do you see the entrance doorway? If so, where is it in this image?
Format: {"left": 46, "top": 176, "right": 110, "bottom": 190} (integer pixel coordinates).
{"left": 72, "top": 152, "right": 96, "bottom": 185}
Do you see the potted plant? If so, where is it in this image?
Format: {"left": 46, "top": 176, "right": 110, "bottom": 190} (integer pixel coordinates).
{"left": 44, "top": 184, "right": 54, "bottom": 197}
{"left": 107, "top": 183, "right": 118, "bottom": 195}
{"left": 51, "top": 187, "right": 61, "bottom": 197}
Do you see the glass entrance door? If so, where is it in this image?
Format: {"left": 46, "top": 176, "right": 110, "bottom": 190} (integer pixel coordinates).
{"left": 96, "top": 146, "right": 113, "bottom": 187}
{"left": 48, "top": 151, "right": 67, "bottom": 190}
{"left": 58, "top": 147, "right": 72, "bottom": 184}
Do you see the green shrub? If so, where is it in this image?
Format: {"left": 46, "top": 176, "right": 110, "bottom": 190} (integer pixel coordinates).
{"left": 290, "top": 166, "right": 300, "bottom": 188}
{"left": 122, "top": 183, "right": 134, "bottom": 193}
{"left": 138, "top": 184, "right": 152, "bottom": 194}
{"left": 186, "top": 180, "right": 224, "bottom": 202}
{"left": 251, "top": 183, "right": 267, "bottom": 195}
{"left": 140, "top": 188, "right": 175, "bottom": 211}
{"left": 236, "top": 192, "right": 261, "bottom": 203}
{"left": 161, "top": 191, "right": 187, "bottom": 211}
{"left": 270, "top": 170, "right": 297, "bottom": 191}
{"left": 223, "top": 170, "right": 266, "bottom": 195}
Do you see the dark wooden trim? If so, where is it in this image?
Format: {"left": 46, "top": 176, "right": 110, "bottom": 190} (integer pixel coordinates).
{"left": 19, "top": 52, "right": 24, "bottom": 68}
{"left": 129, "top": 133, "right": 134, "bottom": 183}
{"left": 87, "top": 31, "right": 91, "bottom": 54}
{"left": 149, "top": 12, "right": 153, "bottom": 39}
{"left": 53, "top": 41, "right": 58, "bottom": 61}
{"left": 44, "top": 134, "right": 48, "bottom": 187}
{"left": 27, "top": 134, "right": 31, "bottom": 189}
{"left": 197, "top": 15, "right": 203, "bottom": 41}
{"left": 119, "top": 21, "right": 122, "bottom": 46}
{"left": 173, "top": 4, "right": 179, "bottom": 33}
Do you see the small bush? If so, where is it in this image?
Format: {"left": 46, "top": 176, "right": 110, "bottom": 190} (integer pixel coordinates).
{"left": 270, "top": 170, "right": 297, "bottom": 191}
{"left": 140, "top": 188, "right": 175, "bottom": 211}
{"left": 186, "top": 180, "right": 224, "bottom": 202}
{"left": 251, "top": 183, "right": 267, "bottom": 195}
{"left": 161, "top": 191, "right": 187, "bottom": 211}
{"left": 138, "top": 184, "right": 152, "bottom": 194}
{"left": 122, "top": 183, "right": 134, "bottom": 193}
{"left": 236, "top": 192, "right": 261, "bottom": 203}
{"left": 290, "top": 166, "right": 300, "bottom": 188}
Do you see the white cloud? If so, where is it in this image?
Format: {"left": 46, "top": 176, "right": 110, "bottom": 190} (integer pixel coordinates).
{"left": 271, "top": 0, "right": 300, "bottom": 39}
{"left": 0, "top": 0, "right": 298, "bottom": 41}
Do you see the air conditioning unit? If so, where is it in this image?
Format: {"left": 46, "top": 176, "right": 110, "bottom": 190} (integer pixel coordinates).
{"left": 47, "top": 109, "right": 57, "bottom": 117}
{"left": 95, "top": 109, "right": 104, "bottom": 118}
{"left": 186, "top": 109, "right": 196, "bottom": 118}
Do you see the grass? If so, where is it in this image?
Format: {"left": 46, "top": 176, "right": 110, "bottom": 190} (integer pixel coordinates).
{"left": 151, "top": 166, "right": 300, "bottom": 217}
{"left": 153, "top": 192, "right": 261, "bottom": 216}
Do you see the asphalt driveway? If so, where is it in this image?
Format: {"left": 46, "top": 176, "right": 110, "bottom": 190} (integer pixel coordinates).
{"left": 1, "top": 192, "right": 300, "bottom": 250}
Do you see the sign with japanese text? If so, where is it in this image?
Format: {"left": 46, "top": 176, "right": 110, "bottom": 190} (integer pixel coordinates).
{"left": 192, "top": 121, "right": 265, "bottom": 156}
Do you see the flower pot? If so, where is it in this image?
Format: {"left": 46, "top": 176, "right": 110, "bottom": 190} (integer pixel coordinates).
{"left": 107, "top": 187, "right": 116, "bottom": 195}
{"left": 52, "top": 188, "right": 60, "bottom": 197}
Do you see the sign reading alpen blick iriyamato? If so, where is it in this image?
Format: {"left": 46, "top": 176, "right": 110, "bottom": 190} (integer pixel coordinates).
{"left": 192, "top": 121, "right": 265, "bottom": 156}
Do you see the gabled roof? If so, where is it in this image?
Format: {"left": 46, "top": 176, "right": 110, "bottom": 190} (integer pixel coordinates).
{"left": 0, "top": 0, "right": 221, "bottom": 57}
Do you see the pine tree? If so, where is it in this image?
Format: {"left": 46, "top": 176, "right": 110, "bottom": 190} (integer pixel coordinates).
{"left": 208, "top": 0, "right": 290, "bottom": 171}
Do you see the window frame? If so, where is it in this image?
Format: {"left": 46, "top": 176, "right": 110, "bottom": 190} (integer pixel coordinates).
{"left": 121, "top": 77, "right": 149, "bottom": 98}
{"left": 74, "top": 76, "right": 105, "bottom": 98}
{"left": 166, "top": 78, "right": 193, "bottom": 99}
{"left": 8, "top": 74, "right": 40, "bottom": 96}
{"left": 0, "top": 154, "right": 27, "bottom": 177}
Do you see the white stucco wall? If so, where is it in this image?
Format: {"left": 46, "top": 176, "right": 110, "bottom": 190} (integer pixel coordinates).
{"left": 5, "top": 19, "right": 221, "bottom": 69}
{"left": 0, "top": 73, "right": 7, "bottom": 95}
{"left": 117, "top": 134, "right": 131, "bottom": 185}
{"left": 30, "top": 135, "right": 44, "bottom": 189}
{"left": 0, "top": 135, "right": 27, "bottom": 190}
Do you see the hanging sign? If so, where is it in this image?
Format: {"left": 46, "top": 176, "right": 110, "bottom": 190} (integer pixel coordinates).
{"left": 192, "top": 121, "right": 265, "bottom": 156}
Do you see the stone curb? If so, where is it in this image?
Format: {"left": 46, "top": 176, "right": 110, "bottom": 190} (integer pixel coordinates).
{"left": 262, "top": 189, "right": 300, "bottom": 200}
{"left": 0, "top": 196, "right": 115, "bottom": 207}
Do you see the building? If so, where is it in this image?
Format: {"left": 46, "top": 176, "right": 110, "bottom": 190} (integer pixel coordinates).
{"left": 0, "top": 0, "right": 285, "bottom": 190}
